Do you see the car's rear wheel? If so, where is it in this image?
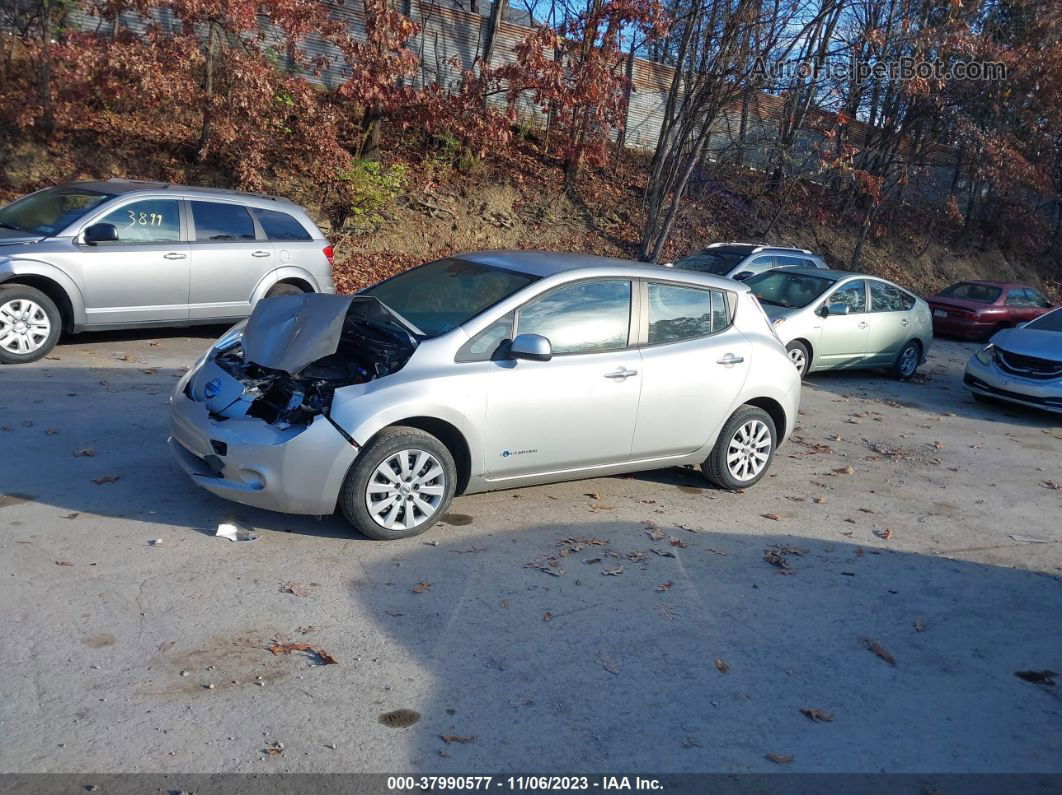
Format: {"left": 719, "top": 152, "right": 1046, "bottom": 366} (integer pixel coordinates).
{"left": 891, "top": 340, "right": 921, "bottom": 380}
{"left": 785, "top": 340, "right": 809, "bottom": 377}
{"left": 265, "top": 282, "right": 305, "bottom": 298}
{"left": 701, "top": 405, "right": 777, "bottom": 490}
{"left": 0, "top": 284, "right": 61, "bottom": 365}
{"left": 339, "top": 426, "right": 457, "bottom": 540}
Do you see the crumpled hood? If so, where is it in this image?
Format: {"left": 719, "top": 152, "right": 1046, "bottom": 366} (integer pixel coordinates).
{"left": 241, "top": 293, "right": 419, "bottom": 375}
{"left": 991, "top": 327, "right": 1062, "bottom": 361}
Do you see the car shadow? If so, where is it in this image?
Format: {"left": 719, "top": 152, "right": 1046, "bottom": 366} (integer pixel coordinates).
{"left": 58, "top": 324, "right": 232, "bottom": 348}
{"left": 802, "top": 339, "right": 1061, "bottom": 429}
{"left": 336, "top": 520, "right": 1062, "bottom": 772}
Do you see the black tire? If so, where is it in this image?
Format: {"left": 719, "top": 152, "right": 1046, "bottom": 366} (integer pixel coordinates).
{"left": 339, "top": 426, "right": 457, "bottom": 540}
{"left": 890, "top": 339, "right": 921, "bottom": 380}
{"left": 265, "top": 282, "right": 305, "bottom": 298}
{"left": 785, "top": 340, "right": 810, "bottom": 378}
{"left": 701, "top": 404, "right": 778, "bottom": 490}
{"left": 0, "top": 283, "right": 62, "bottom": 365}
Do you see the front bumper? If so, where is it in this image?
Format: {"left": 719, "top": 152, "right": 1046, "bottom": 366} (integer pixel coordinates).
{"left": 169, "top": 391, "right": 359, "bottom": 515}
{"left": 964, "top": 356, "right": 1062, "bottom": 414}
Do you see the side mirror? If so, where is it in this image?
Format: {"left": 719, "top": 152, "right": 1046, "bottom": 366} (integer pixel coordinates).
{"left": 824, "top": 302, "right": 850, "bottom": 316}
{"left": 733, "top": 271, "right": 753, "bottom": 281}
{"left": 662, "top": 262, "right": 674, "bottom": 268}
{"left": 84, "top": 223, "right": 118, "bottom": 245}
{"left": 509, "top": 333, "right": 552, "bottom": 362}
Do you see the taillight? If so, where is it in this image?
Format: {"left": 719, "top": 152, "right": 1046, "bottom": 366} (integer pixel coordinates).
{"left": 323, "top": 244, "right": 335, "bottom": 267}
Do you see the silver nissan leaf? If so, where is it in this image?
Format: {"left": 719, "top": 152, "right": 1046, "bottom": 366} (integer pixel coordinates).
{"left": 169, "top": 251, "right": 801, "bottom": 539}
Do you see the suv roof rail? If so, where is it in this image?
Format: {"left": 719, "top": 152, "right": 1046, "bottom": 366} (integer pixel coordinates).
{"left": 105, "top": 178, "right": 285, "bottom": 202}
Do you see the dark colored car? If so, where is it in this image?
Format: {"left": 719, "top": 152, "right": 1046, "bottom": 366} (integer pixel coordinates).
{"left": 927, "top": 281, "right": 1053, "bottom": 340}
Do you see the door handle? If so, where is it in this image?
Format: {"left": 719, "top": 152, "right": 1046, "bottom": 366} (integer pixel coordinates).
{"left": 900, "top": 319, "right": 910, "bottom": 326}
{"left": 716, "top": 353, "right": 744, "bottom": 365}
{"left": 858, "top": 321, "right": 868, "bottom": 329}
{"left": 163, "top": 252, "right": 186, "bottom": 260}
{"left": 252, "top": 250, "right": 271, "bottom": 258}
{"left": 604, "top": 368, "right": 638, "bottom": 379}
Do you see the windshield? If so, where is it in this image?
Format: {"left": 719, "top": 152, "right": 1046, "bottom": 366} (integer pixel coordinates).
{"left": 745, "top": 270, "right": 832, "bottom": 309}
{"left": 1026, "top": 308, "right": 1062, "bottom": 332}
{"left": 938, "top": 282, "right": 1001, "bottom": 303}
{"left": 360, "top": 257, "right": 538, "bottom": 338}
{"left": 672, "top": 250, "right": 747, "bottom": 276}
{"left": 0, "top": 187, "right": 115, "bottom": 236}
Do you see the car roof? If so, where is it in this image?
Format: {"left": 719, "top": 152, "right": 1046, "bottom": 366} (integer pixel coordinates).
{"left": 458, "top": 250, "right": 749, "bottom": 291}
{"left": 690, "top": 243, "right": 818, "bottom": 256}
{"left": 58, "top": 179, "right": 299, "bottom": 206}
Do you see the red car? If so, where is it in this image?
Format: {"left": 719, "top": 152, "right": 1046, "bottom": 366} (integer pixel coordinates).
{"left": 927, "top": 281, "right": 1054, "bottom": 340}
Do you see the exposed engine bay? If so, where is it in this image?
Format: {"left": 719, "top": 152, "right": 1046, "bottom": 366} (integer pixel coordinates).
{"left": 189, "top": 294, "right": 418, "bottom": 428}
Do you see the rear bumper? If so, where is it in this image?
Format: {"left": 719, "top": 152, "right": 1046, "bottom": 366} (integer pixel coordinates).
{"left": 964, "top": 357, "right": 1062, "bottom": 414}
{"left": 169, "top": 392, "right": 358, "bottom": 515}
{"left": 931, "top": 315, "right": 993, "bottom": 339}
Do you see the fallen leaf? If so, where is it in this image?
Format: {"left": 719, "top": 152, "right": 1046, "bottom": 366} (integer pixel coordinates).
{"left": 831, "top": 465, "right": 855, "bottom": 476}
{"left": 267, "top": 642, "right": 338, "bottom": 664}
{"left": 668, "top": 537, "right": 688, "bottom": 548}
{"left": 714, "top": 659, "right": 729, "bottom": 673}
{"left": 60, "top": 512, "right": 79, "bottom": 520}
{"left": 73, "top": 448, "right": 96, "bottom": 457}
{"left": 498, "top": 599, "right": 510, "bottom": 608}
{"left": 913, "top": 618, "right": 927, "bottom": 632}
{"left": 280, "top": 581, "right": 310, "bottom": 597}
{"left": 92, "top": 474, "right": 119, "bottom": 485}
{"left": 645, "top": 527, "right": 665, "bottom": 541}
{"left": 45, "top": 427, "right": 59, "bottom": 435}
{"left": 657, "top": 581, "right": 673, "bottom": 591}
{"left": 596, "top": 652, "right": 620, "bottom": 674}
{"left": 863, "top": 638, "right": 896, "bottom": 666}
{"left": 765, "top": 753, "right": 793, "bottom": 765}
{"left": 602, "top": 566, "right": 623, "bottom": 576}
{"left": 139, "top": 367, "right": 159, "bottom": 375}
{"left": 543, "top": 611, "right": 553, "bottom": 622}
{"left": 800, "top": 707, "right": 833, "bottom": 722}
{"left": 590, "top": 503, "right": 614, "bottom": 512}
{"left": 813, "top": 496, "right": 827, "bottom": 504}
{"left": 762, "top": 513, "right": 782, "bottom": 521}
{"left": 117, "top": 353, "right": 137, "bottom": 362}
{"left": 680, "top": 737, "right": 703, "bottom": 748}
{"left": 412, "top": 581, "right": 431, "bottom": 593}
{"left": 650, "top": 547, "right": 676, "bottom": 558}
{"left": 1040, "top": 480, "right": 1062, "bottom": 491}
{"left": 55, "top": 560, "right": 74, "bottom": 566}
{"left": 1014, "top": 670, "right": 1056, "bottom": 686}
{"left": 440, "top": 735, "right": 475, "bottom": 744}
{"left": 263, "top": 742, "right": 284, "bottom": 756}
{"left": 879, "top": 528, "right": 895, "bottom": 540}
{"left": 585, "top": 492, "right": 602, "bottom": 500}
{"left": 931, "top": 440, "right": 944, "bottom": 450}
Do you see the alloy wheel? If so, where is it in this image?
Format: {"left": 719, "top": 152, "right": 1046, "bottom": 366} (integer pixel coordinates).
{"left": 0, "top": 298, "right": 51, "bottom": 355}
{"left": 788, "top": 346, "right": 807, "bottom": 374}
{"left": 726, "top": 419, "right": 772, "bottom": 482}
{"left": 899, "top": 345, "right": 919, "bottom": 377}
{"left": 365, "top": 449, "right": 447, "bottom": 531}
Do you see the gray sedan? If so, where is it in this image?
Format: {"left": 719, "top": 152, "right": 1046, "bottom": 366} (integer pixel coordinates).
{"left": 0, "top": 180, "right": 335, "bottom": 363}
{"left": 744, "top": 268, "right": 933, "bottom": 378}
{"left": 964, "top": 308, "right": 1062, "bottom": 413}
{"left": 169, "top": 251, "right": 801, "bottom": 539}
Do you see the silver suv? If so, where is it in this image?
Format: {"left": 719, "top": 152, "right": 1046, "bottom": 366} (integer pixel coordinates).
{"left": 670, "top": 243, "right": 828, "bottom": 281}
{"left": 169, "top": 251, "right": 801, "bottom": 540}
{"left": 0, "top": 179, "right": 335, "bottom": 363}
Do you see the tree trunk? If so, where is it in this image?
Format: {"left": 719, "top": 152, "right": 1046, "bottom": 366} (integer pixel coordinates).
{"left": 481, "top": 0, "right": 507, "bottom": 73}
{"left": 197, "top": 21, "right": 221, "bottom": 161}
{"left": 616, "top": 45, "right": 635, "bottom": 149}
{"left": 38, "top": 0, "right": 55, "bottom": 136}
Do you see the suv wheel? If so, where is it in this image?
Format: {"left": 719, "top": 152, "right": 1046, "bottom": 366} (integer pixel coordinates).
{"left": 265, "top": 282, "right": 305, "bottom": 298}
{"left": 701, "top": 404, "right": 777, "bottom": 490}
{"left": 0, "top": 284, "right": 61, "bottom": 364}
{"left": 339, "top": 426, "right": 457, "bottom": 540}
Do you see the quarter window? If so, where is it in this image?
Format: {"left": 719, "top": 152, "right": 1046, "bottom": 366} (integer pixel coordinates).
{"left": 1027, "top": 290, "right": 1051, "bottom": 308}
{"left": 516, "top": 280, "right": 631, "bottom": 354}
{"left": 775, "top": 255, "right": 803, "bottom": 267}
{"left": 647, "top": 283, "right": 712, "bottom": 344}
{"left": 95, "top": 200, "right": 180, "bottom": 243}
{"left": 254, "top": 208, "right": 312, "bottom": 241}
{"left": 190, "top": 201, "right": 256, "bottom": 242}
{"left": 827, "top": 280, "right": 867, "bottom": 313}
{"left": 456, "top": 313, "right": 513, "bottom": 362}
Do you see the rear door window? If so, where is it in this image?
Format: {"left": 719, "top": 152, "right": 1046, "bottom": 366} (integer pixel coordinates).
{"left": 870, "top": 280, "right": 906, "bottom": 312}
{"left": 95, "top": 199, "right": 181, "bottom": 243}
{"left": 1005, "top": 289, "right": 1028, "bottom": 307}
{"left": 254, "top": 208, "right": 312, "bottom": 241}
{"left": 190, "top": 201, "right": 256, "bottom": 242}
{"left": 1027, "top": 289, "right": 1051, "bottom": 308}
{"left": 647, "top": 283, "right": 712, "bottom": 344}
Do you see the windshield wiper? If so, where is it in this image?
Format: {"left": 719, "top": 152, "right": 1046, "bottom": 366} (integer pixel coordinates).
{"left": 0, "top": 222, "right": 22, "bottom": 231}
{"left": 757, "top": 297, "right": 784, "bottom": 307}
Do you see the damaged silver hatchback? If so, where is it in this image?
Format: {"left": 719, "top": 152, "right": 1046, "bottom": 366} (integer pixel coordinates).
{"left": 170, "top": 251, "right": 801, "bottom": 539}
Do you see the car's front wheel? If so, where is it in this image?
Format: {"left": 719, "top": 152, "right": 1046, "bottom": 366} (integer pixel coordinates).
{"left": 785, "top": 340, "right": 809, "bottom": 377}
{"left": 0, "top": 284, "right": 62, "bottom": 364}
{"left": 339, "top": 426, "right": 457, "bottom": 540}
{"left": 701, "top": 405, "right": 777, "bottom": 490}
